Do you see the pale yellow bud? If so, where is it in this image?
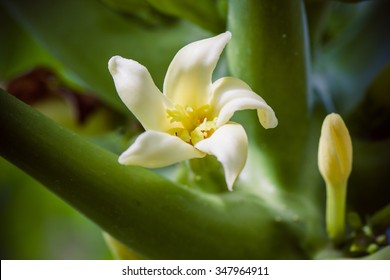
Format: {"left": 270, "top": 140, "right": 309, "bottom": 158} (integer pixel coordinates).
{"left": 318, "top": 113, "right": 353, "bottom": 244}
{"left": 318, "top": 113, "right": 352, "bottom": 187}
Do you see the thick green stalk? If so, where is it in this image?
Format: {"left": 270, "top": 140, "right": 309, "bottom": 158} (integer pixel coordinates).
{"left": 227, "top": 0, "right": 311, "bottom": 191}
{"left": 0, "top": 90, "right": 310, "bottom": 259}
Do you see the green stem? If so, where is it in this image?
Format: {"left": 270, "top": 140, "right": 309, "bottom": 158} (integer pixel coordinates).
{"left": 227, "top": 0, "right": 312, "bottom": 192}
{"left": 326, "top": 182, "right": 347, "bottom": 245}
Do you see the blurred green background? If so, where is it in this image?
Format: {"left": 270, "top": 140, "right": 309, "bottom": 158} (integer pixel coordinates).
{"left": 0, "top": 158, "right": 112, "bottom": 259}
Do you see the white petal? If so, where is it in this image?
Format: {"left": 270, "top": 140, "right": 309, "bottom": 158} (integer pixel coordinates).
{"left": 119, "top": 131, "right": 205, "bottom": 168}
{"left": 211, "top": 77, "right": 278, "bottom": 129}
{"left": 195, "top": 123, "right": 248, "bottom": 191}
{"left": 108, "top": 56, "right": 172, "bottom": 131}
{"left": 164, "top": 32, "right": 232, "bottom": 108}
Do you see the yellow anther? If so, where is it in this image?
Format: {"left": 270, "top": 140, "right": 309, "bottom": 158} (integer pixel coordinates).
{"left": 166, "top": 104, "right": 216, "bottom": 145}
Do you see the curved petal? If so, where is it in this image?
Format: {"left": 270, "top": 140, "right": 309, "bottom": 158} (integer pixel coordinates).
{"left": 164, "top": 32, "right": 231, "bottom": 108}
{"left": 109, "top": 56, "right": 172, "bottom": 131}
{"left": 119, "top": 131, "right": 205, "bottom": 168}
{"left": 211, "top": 77, "right": 278, "bottom": 129}
{"left": 195, "top": 123, "right": 248, "bottom": 191}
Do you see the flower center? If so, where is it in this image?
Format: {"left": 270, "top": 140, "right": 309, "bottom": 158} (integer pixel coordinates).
{"left": 166, "top": 104, "right": 217, "bottom": 145}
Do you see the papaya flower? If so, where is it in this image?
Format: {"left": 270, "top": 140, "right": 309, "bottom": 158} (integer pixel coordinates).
{"left": 318, "top": 113, "right": 353, "bottom": 244}
{"left": 108, "top": 32, "right": 277, "bottom": 190}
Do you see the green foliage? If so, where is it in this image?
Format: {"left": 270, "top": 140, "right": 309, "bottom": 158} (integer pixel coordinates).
{"left": 146, "top": 0, "right": 226, "bottom": 33}
{"left": 1, "top": 0, "right": 210, "bottom": 113}
{"left": 0, "top": 7, "right": 64, "bottom": 82}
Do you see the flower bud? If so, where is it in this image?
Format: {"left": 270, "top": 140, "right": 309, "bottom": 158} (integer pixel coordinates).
{"left": 318, "top": 113, "right": 353, "bottom": 244}
{"left": 318, "top": 113, "right": 352, "bottom": 187}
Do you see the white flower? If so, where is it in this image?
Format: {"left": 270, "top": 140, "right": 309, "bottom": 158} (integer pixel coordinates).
{"left": 108, "top": 32, "right": 277, "bottom": 190}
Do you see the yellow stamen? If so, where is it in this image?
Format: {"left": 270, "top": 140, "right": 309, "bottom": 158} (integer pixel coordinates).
{"left": 166, "top": 104, "right": 217, "bottom": 145}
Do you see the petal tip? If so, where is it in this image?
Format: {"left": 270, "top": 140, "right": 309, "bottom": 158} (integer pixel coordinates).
{"left": 224, "top": 31, "right": 232, "bottom": 39}
{"left": 108, "top": 55, "right": 122, "bottom": 75}
{"left": 266, "top": 117, "right": 278, "bottom": 129}
{"left": 118, "top": 153, "right": 128, "bottom": 165}
{"left": 259, "top": 109, "right": 278, "bottom": 129}
{"left": 109, "top": 56, "right": 144, "bottom": 76}
{"left": 218, "top": 31, "right": 232, "bottom": 45}
{"left": 226, "top": 179, "right": 235, "bottom": 192}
